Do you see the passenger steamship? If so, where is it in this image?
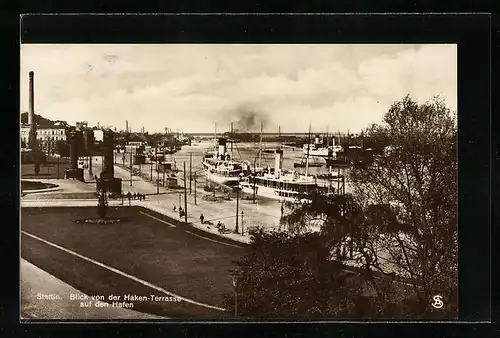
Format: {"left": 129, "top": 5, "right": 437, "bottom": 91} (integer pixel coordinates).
{"left": 202, "top": 138, "right": 251, "bottom": 187}
{"left": 239, "top": 149, "right": 320, "bottom": 202}
{"left": 303, "top": 135, "right": 343, "bottom": 158}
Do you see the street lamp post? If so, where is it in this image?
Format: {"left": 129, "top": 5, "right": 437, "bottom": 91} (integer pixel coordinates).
{"left": 183, "top": 162, "right": 188, "bottom": 223}
{"left": 241, "top": 210, "right": 244, "bottom": 236}
{"left": 233, "top": 278, "right": 237, "bottom": 317}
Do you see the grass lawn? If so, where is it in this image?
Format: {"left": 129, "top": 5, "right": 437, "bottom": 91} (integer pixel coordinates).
{"left": 21, "top": 206, "right": 244, "bottom": 318}
{"left": 21, "top": 180, "right": 58, "bottom": 190}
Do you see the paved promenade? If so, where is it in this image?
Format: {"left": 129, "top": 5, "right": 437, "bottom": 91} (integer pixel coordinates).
{"left": 21, "top": 259, "right": 165, "bottom": 320}
{"left": 21, "top": 156, "right": 286, "bottom": 244}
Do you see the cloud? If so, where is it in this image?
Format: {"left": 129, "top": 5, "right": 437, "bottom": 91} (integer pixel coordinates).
{"left": 358, "top": 45, "right": 457, "bottom": 111}
{"left": 20, "top": 44, "right": 457, "bottom": 133}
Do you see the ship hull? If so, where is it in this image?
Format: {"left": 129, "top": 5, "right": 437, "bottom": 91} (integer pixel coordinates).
{"left": 205, "top": 170, "right": 241, "bottom": 187}
{"left": 240, "top": 182, "right": 309, "bottom": 203}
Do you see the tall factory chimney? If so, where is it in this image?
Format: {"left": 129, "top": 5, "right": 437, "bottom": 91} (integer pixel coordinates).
{"left": 28, "top": 71, "right": 35, "bottom": 125}
{"left": 126, "top": 120, "right": 129, "bottom": 133}
{"left": 27, "top": 71, "right": 37, "bottom": 150}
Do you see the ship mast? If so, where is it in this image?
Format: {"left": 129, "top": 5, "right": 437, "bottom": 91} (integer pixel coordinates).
{"left": 259, "top": 121, "right": 263, "bottom": 169}
{"left": 306, "top": 123, "right": 311, "bottom": 176}
{"left": 326, "top": 125, "right": 329, "bottom": 147}
{"left": 214, "top": 122, "right": 217, "bottom": 151}
{"left": 278, "top": 125, "right": 281, "bottom": 149}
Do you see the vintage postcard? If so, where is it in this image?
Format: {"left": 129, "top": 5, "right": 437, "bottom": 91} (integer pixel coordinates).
{"left": 20, "top": 44, "right": 458, "bottom": 321}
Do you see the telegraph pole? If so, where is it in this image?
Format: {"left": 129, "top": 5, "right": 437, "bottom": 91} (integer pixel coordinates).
{"left": 194, "top": 172, "right": 197, "bottom": 205}
{"left": 189, "top": 152, "right": 192, "bottom": 194}
{"left": 157, "top": 168, "right": 160, "bottom": 194}
{"left": 235, "top": 189, "right": 239, "bottom": 234}
{"left": 253, "top": 172, "right": 256, "bottom": 204}
{"left": 183, "top": 162, "right": 188, "bottom": 223}
{"left": 156, "top": 147, "right": 159, "bottom": 194}
{"left": 129, "top": 147, "right": 132, "bottom": 186}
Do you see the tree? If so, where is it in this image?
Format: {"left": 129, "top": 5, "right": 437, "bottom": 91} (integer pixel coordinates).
{"left": 276, "top": 95, "right": 457, "bottom": 319}
{"left": 349, "top": 95, "right": 458, "bottom": 317}
{"left": 224, "top": 230, "right": 360, "bottom": 319}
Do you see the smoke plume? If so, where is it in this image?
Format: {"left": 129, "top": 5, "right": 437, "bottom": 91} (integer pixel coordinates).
{"left": 227, "top": 104, "right": 270, "bottom": 133}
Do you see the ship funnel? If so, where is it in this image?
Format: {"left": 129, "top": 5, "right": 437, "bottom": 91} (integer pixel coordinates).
{"left": 218, "top": 138, "right": 227, "bottom": 158}
{"left": 314, "top": 135, "right": 320, "bottom": 144}
{"left": 275, "top": 149, "right": 283, "bottom": 171}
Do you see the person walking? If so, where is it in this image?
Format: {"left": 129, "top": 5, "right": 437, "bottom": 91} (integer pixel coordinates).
{"left": 127, "top": 191, "right": 132, "bottom": 206}
{"left": 173, "top": 205, "right": 176, "bottom": 212}
{"left": 199, "top": 213, "right": 205, "bottom": 224}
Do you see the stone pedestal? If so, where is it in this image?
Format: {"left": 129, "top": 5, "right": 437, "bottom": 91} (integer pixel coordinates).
{"left": 64, "top": 168, "right": 84, "bottom": 181}
{"left": 100, "top": 178, "right": 122, "bottom": 195}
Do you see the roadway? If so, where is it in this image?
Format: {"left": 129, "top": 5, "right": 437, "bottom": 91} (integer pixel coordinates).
{"left": 85, "top": 156, "right": 283, "bottom": 236}
{"left": 21, "top": 206, "right": 246, "bottom": 319}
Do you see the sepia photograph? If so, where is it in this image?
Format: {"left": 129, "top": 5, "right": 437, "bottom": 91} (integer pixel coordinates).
{"left": 20, "top": 43, "right": 458, "bottom": 321}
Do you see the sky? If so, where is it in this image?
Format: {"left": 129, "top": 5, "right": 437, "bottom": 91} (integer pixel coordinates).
{"left": 20, "top": 44, "right": 457, "bottom": 134}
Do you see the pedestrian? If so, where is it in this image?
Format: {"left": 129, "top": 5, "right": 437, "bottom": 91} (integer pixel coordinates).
{"left": 133, "top": 192, "right": 137, "bottom": 200}
{"left": 173, "top": 205, "right": 176, "bottom": 212}
{"left": 200, "top": 213, "right": 205, "bottom": 224}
